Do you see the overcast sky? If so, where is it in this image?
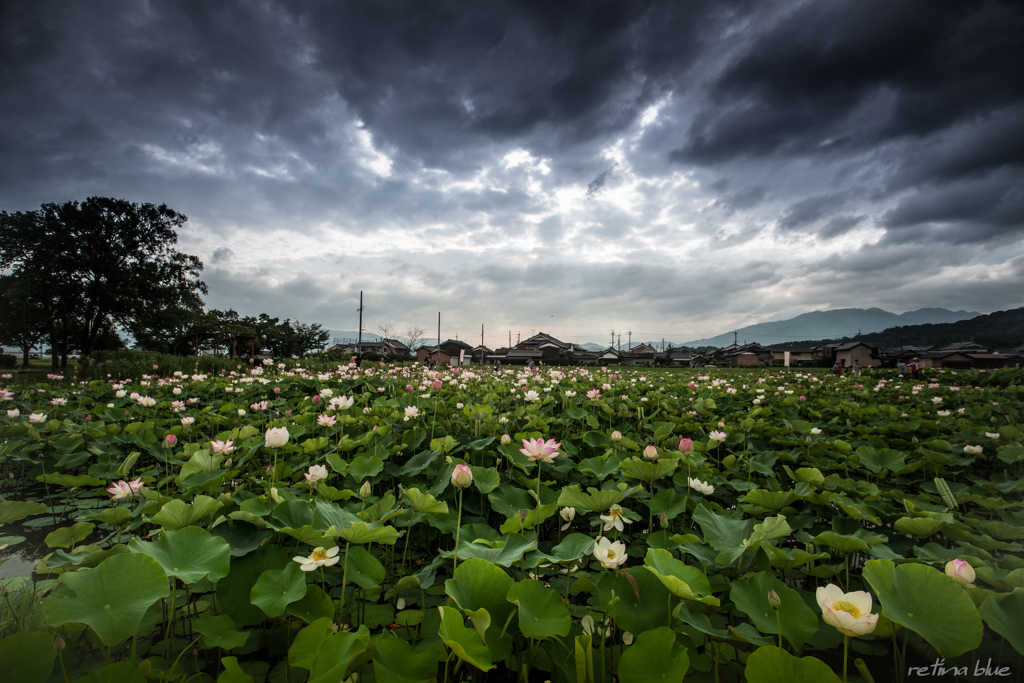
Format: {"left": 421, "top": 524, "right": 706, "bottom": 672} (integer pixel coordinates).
{"left": 3, "top": 1, "right": 1023, "bottom": 345}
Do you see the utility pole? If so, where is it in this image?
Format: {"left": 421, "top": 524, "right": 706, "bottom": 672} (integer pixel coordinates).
{"left": 617, "top": 334, "right": 621, "bottom": 351}
{"left": 517, "top": 332, "right": 520, "bottom": 345}
{"left": 509, "top": 331, "right": 512, "bottom": 348}
{"left": 628, "top": 329, "right": 632, "bottom": 351}
{"left": 734, "top": 330, "right": 737, "bottom": 346}
{"left": 357, "top": 291, "right": 363, "bottom": 353}
{"left": 662, "top": 337, "right": 665, "bottom": 352}
{"left": 480, "top": 324, "right": 484, "bottom": 365}
{"left": 437, "top": 312, "right": 441, "bottom": 365}
{"left": 610, "top": 329, "right": 615, "bottom": 348}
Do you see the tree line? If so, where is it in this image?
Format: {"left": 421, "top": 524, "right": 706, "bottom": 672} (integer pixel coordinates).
{"left": 0, "top": 197, "right": 329, "bottom": 368}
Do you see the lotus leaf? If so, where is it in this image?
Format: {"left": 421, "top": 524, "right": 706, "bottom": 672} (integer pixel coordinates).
{"left": 128, "top": 525, "right": 231, "bottom": 584}
{"left": 864, "top": 559, "right": 983, "bottom": 657}
{"left": 43, "top": 551, "right": 170, "bottom": 645}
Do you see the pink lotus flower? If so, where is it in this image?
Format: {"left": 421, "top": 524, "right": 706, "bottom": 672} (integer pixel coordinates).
{"left": 432, "top": 380, "right": 443, "bottom": 390}
{"left": 816, "top": 584, "right": 879, "bottom": 637}
{"left": 317, "top": 414, "right": 337, "bottom": 427}
{"left": 251, "top": 401, "right": 269, "bottom": 411}
{"left": 520, "top": 437, "right": 562, "bottom": 463}
{"left": 451, "top": 464, "right": 473, "bottom": 489}
{"left": 164, "top": 434, "right": 178, "bottom": 448}
{"left": 945, "top": 559, "right": 976, "bottom": 586}
{"left": 305, "top": 464, "right": 328, "bottom": 485}
{"left": 586, "top": 389, "right": 601, "bottom": 400}
{"left": 107, "top": 478, "right": 143, "bottom": 500}
{"left": 265, "top": 427, "right": 289, "bottom": 448}
{"left": 209, "top": 439, "right": 234, "bottom": 454}
{"left": 29, "top": 413, "right": 47, "bottom": 423}
{"left": 679, "top": 438, "right": 694, "bottom": 454}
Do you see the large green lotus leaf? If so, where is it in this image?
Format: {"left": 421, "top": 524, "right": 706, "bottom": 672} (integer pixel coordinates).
{"left": 577, "top": 456, "right": 621, "bottom": 481}
{"left": 674, "top": 600, "right": 731, "bottom": 639}
{"left": 43, "top": 552, "right": 170, "bottom": 646}
{"left": 742, "top": 489, "right": 798, "bottom": 512}
{"left": 0, "top": 631, "right": 58, "bottom": 683}
{"left": 128, "top": 526, "right": 231, "bottom": 584}
{"left": 595, "top": 566, "right": 673, "bottom": 636}
{"left": 72, "top": 661, "right": 147, "bottom": 683}
{"left": 347, "top": 455, "right": 384, "bottom": 481}
{"left": 216, "top": 544, "right": 293, "bottom": 626}
{"left": 44, "top": 522, "right": 95, "bottom": 549}
{"left": 437, "top": 605, "right": 494, "bottom": 672}
{"left": 855, "top": 446, "right": 905, "bottom": 474}
{"left": 618, "top": 626, "right": 689, "bottom": 683}
{"left": 979, "top": 591, "right": 1024, "bottom": 656}
{"left": 766, "top": 546, "right": 829, "bottom": 571}
{"left": 498, "top": 502, "right": 559, "bottom": 533}
{"left": 339, "top": 522, "right": 401, "bottom": 545}
{"left": 556, "top": 485, "right": 638, "bottom": 512}
{"left": 209, "top": 520, "right": 272, "bottom": 557}
{"left": 643, "top": 549, "right": 718, "bottom": 606}
{"left": 525, "top": 533, "right": 596, "bottom": 566}
{"left": 618, "top": 457, "right": 677, "bottom": 482}
{"left": 403, "top": 488, "right": 449, "bottom": 514}
{"left": 507, "top": 579, "right": 570, "bottom": 639}
{"left": 445, "top": 558, "right": 517, "bottom": 658}
{"left": 742, "top": 515, "right": 792, "bottom": 551}
{"left": 373, "top": 636, "right": 442, "bottom": 683}
{"left": 149, "top": 496, "right": 223, "bottom": 529}
{"left": 894, "top": 516, "right": 949, "bottom": 537}
{"left": 251, "top": 561, "right": 308, "bottom": 618}
{"left": 729, "top": 571, "right": 819, "bottom": 651}
{"left": 440, "top": 533, "right": 537, "bottom": 567}
{"left": 830, "top": 495, "right": 883, "bottom": 525}
{"left": 308, "top": 625, "right": 371, "bottom": 683}
{"left": 863, "top": 559, "right": 983, "bottom": 657}
{"left": 0, "top": 501, "right": 47, "bottom": 525}
{"left": 36, "top": 473, "right": 105, "bottom": 488}
{"left": 289, "top": 617, "right": 334, "bottom": 670}
{"left": 744, "top": 646, "right": 840, "bottom": 683}
{"left": 219, "top": 656, "right": 254, "bottom": 683}
{"left": 487, "top": 486, "right": 539, "bottom": 517}
{"left": 287, "top": 584, "right": 336, "bottom": 623}
{"left": 813, "top": 531, "right": 871, "bottom": 554}
{"left": 345, "top": 544, "right": 386, "bottom": 590}
{"left": 469, "top": 466, "right": 501, "bottom": 494}
{"left": 692, "top": 504, "right": 754, "bottom": 566}
{"left": 194, "top": 613, "right": 249, "bottom": 650}
{"left": 648, "top": 488, "right": 690, "bottom": 520}
{"left": 88, "top": 507, "right": 134, "bottom": 527}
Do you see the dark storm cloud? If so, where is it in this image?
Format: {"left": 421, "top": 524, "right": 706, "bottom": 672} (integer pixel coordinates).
{"left": 777, "top": 192, "right": 848, "bottom": 232}
{"left": 3, "top": 0, "right": 1024, "bottom": 335}
{"left": 211, "top": 247, "right": 234, "bottom": 263}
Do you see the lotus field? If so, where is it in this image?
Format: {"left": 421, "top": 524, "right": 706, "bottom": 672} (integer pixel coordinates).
{"left": 1, "top": 361, "right": 1023, "bottom": 683}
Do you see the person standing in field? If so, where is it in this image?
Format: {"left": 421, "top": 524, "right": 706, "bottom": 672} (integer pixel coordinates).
{"left": 853, "top": 359, "right": 862, "bottom": 376}
{"left": 897, "top": 360, "right": 907, "bottom": 378}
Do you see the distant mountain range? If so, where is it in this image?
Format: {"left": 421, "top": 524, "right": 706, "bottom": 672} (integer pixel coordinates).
{"left": 677, "top": 308, "right": 979, "bottom": 349}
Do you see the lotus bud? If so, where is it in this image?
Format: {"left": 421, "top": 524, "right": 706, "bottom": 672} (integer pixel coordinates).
{"left": 164, "top": 433, "right": 177, "bottom": 448}
{"left": 611, "top": 430, "right": 622, "bottom": 441}
{"left": 799, "top": 395, "right": 806, "bottom": 401}
{"left": 659, "top": 512, "right": 669, "bottom": 528}
{"left": 945, "top": 559, "right": 976, "bottom": 587}
{"left": 53, "top": 636, "right": 65, "bottom": 652}
{"left": 768, "top": 589, "right": 781, "bottom": 610}
{"left": 643, "top": 445, "right": 659, "bottom": 460}
{"left": 312, "top": 395, "right": 321, "bottom": 404}
{"left": 451, "top": 464, "right": 473, "bottom": 489}
{"left": 500, "top": 434, "right": 511, "bottom": 445}
{"left": 359, "top": 480, "right": 372, "bottom": 498}
{"left": 432, "top": 380, "right": 443, "bottom": 390}
{"left": 265, "top": 426, "right": 289, "bottom": 448}
{"left": 678, "top": 438, "right": 693, "bottom": 454}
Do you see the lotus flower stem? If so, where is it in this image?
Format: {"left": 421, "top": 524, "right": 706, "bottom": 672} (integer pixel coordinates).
{"left": 453, "top": 487, "right": 463, "bottom": 572}
{"left": 843, "top": 634, "right": 849, "bottom": 683}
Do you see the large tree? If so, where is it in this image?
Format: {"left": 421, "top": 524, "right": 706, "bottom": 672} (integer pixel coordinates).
{"left": 0, "top": 197, "right": 207, "bottom": 368}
